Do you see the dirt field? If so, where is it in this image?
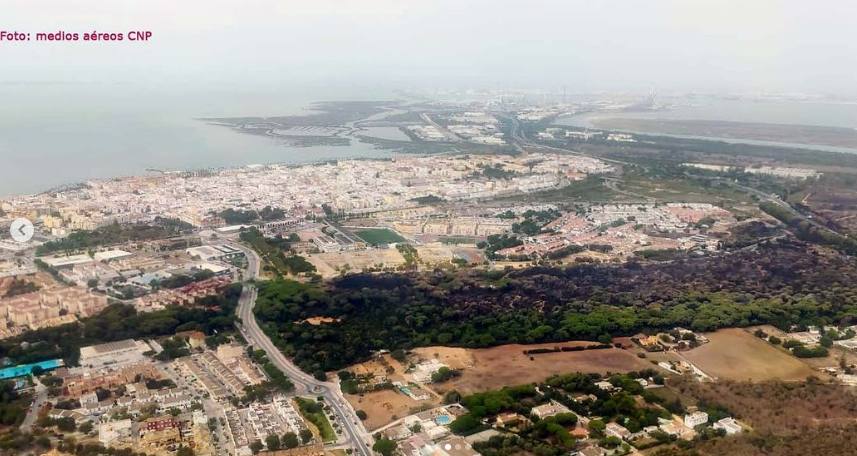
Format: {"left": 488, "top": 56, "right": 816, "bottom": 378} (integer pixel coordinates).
{"left": 417, "top": 242, "right": 484, "bottom": 266}
{"left": 345, "top": 342, "right": 650, "bottom": 428}
{"left": 307, "top": 249, "right": 406, "bottom": 278}
{"left": 346, "top": 389, "right": 439, "bottom": 431}
{"left": 302, "top": 316, "right": 340, "bottom": 325}
{"left": 343, "top": 352, "right": 442, "bottom": 430}
{"left": 0, "top": 271, "right": 58, "bottom": 295}
{"left": 348, "top": 353, "right": 406, "bottom": 380}
{"left": 307, "top": 243, "right": 487, "bottom": 278}
{"left": 682, "top": 328, "right": 818, "bottom": 382}
{"left": 411, "top": 347, "right": 475, "bottom": 370}
{"left": 423, "top": 342, "right": 651, "bottom": 395}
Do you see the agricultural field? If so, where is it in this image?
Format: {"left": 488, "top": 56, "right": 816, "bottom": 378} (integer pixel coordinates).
{"left": 682, "top": 328, "right": 819, "bottom": 382}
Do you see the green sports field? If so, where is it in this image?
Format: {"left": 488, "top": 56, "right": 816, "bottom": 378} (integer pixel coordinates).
{"left": 354, "top": 228, "right": 406, "bottom": 246}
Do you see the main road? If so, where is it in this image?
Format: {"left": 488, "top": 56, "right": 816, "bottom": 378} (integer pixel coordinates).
{"left": 227, "top": 241, "right": 373, "bottom": 456}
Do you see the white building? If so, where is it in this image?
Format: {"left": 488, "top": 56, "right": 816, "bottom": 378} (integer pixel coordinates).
{"left": 594, "top": 381, "right": 615, "bottom": 391}
{"left": 530, "top": 400, "right": 572, "bottom": 420}
{"left": 79, "top": 339, "right": 151, "bottom": 368}
{"left": 684, "top": 411, "right": 709, "bottom": 428}
{"left": 186, "top": 244, "right": 243, "bottom": 262}
{"left": 713, "top": 417, "right": 742, "bottom": 435}
{"left": 93, "top": 250, "right": 133, "bottom": 261}
{"left": 98, "top": 419, "right": 133, "bottom": 445}
{"left": 410, "top": 359, "right": 448, "bottom": 383}
{"left": 605, "top": 422, "right": 631, "bottom": 440}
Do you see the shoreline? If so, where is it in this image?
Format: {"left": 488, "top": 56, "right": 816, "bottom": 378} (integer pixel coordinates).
{"left": 556, "top": 113, "right": 857, "bottom": 155}
{"left": 2, "top": 153, "right": 405, "bottom": 200}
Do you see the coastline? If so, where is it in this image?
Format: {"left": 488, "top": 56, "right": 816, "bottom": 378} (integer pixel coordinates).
{"left": 2, "top": 152, "right": 401, "bottom": 200}
{"left": 556, "top": 114, "right": 857, "bottom": 155}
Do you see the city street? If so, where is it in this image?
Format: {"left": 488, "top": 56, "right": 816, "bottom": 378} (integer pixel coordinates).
{"left": 230, "top": 242, "right": 374, "bottom": 456}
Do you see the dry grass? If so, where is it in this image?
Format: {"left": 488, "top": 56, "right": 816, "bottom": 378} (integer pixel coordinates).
{"left": 344, "top": 353, "right": 441, "bottom": 429}
{"left": 682, "top": 328, "right": 818, "bottom": 382}
{"left": 423, "top": 342, "right": 651, "bottom": 395}
{"left": 0, "top": 272, "right": 58, "bottom": 295}
{"left": 411, "top": 347, "right": 475, "bottom": 370}
{"left": 345, "top": 342, "right": 650, "bottom": 427}
{"left": 414, "top": 244, "right": 456, "bottom": 264}
{"left": 307, "top": 249, "right": 406, "bottom": 278}
{"left": 347, "top": 353, "right": 406, "bottom": 381}
{"left": 673, "top": 377, "right": 857, "bottom": 434}
{"left": 661, "top": 376, "right": 857, "bottom": 456}
{"left": 693, "top": 424, "right": 857, "bottom": 456}
{"left": 346, "top": 389, "right": 439, "bottom": 431}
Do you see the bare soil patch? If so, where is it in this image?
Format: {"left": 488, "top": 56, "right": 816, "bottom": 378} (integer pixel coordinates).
{"left": 346, "top": 389, "right": 438, "bottom": 431}
{"left": 425, "top": 342, "right": 650, "bottom": 395}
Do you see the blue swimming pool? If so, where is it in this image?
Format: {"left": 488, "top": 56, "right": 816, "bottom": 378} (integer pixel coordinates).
{"left": 435, "top": 414, "right": 452, "bottom": 425}
{"left": 0, "top": 359, "right": 63, "bottom": 380}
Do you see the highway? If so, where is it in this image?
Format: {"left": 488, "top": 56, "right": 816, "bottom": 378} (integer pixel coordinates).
{"left": 228, "top": 242, "right": 373, "bottom": 456}
{"left": 503, "top": 113, "right": 635, "bottom": 167}
{"left": 686, "top": 173, "right": 846, "bottom": 238}
{"left": 419, "top": 112, "right": 460, "bottom": 142}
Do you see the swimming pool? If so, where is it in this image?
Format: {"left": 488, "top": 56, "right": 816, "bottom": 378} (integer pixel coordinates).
{"left": 0, "top": 359, "right": 63, "bottom": 380}
{"left": 435, "top": 414, "right": 452, "bottom": 425}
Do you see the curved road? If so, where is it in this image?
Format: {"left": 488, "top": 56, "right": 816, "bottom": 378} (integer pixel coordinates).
{"left": 228, "top": 242, "right": 373, "bottom": 456}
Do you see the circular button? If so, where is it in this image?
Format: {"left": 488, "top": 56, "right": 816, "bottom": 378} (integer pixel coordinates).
{"left": 10, "top": 218, "right": 34, "bottom": 243}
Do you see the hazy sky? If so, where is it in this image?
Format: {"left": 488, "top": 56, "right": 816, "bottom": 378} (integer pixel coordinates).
{"left": 3, "top": 0, "right": 857, "bottom": 95}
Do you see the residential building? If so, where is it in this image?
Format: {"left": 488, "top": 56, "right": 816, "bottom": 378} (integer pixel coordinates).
{"left": 605, "top": 422, "right": 631, "bottom": 440}
{"left": 530, "top": 401, "right": 571, "bottom": 420}
{"left": 684, "top": 411, "right": 709, "bottom": 428}
{"left": 713, "top": 417, "right": 742, "bottom": 435}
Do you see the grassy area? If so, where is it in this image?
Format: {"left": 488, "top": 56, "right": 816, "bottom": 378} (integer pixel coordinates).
{"left": 620, "top": 171, "right": 751, "bottom": 203}
{"left": 396, "top": 244, "right": 419, "bottom": 268}
{"left": 239, "top": 228, "right": 316, "bottom": 277}
{"left": 354, "top": 228, "right": 406, "bottom": 246}
{"left": 496, "top": 176, "right": 617, "bottom": 203}
{"left": 295, "top": 397, "right": 336, "bottom": 442}
{"left": 35, "top": 218, "right": 192, "bottom": 256}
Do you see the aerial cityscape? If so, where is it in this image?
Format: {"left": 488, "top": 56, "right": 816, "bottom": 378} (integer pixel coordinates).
{"left": 2, "top": 1, "right": 857, "bottom": 456}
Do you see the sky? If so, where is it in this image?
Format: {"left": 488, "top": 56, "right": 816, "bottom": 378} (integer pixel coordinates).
{"left": 2, "top": 0, "right": 857, "bottom": 95}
